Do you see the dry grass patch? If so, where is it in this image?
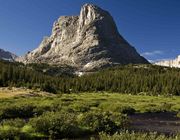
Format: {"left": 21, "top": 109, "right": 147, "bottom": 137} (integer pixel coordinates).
{"left": 0, "top": 87, "right": 54, "bottom": 98}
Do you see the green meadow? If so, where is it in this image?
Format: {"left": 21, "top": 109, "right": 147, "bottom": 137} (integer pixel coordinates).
{"left": 0, "top": 92, "right": 180, "bottom": 139}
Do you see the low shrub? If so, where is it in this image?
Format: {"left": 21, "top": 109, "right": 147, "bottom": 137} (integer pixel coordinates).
{"left": 32, "top": 106, "right": 52, "bottom": 116}
{"left": 77, "top": 110, "right": 129, "bottom": 133}
{"left": 29, "top": 111, "right": 83, "bottom": 138}
{"left": 99, "top": 103, "right": 135, "bottom": 114}
{"left": 0, "top": 104, "right": 35, "bottom": 119}
{"left": 145, "top": 103, "right": 173, "bottom": 113}
{"left": 0, "top": 125, "right": 20, "bottom": 139}
{"left": 114, "top": 106, "right": 136, "bottom": 115}
{"left": 67, "top": 103, "right": 91, "bottom": 112}
{"left": 0, "top": 118, "right": 32, "bottom": 139}
{"left": 0, "top": 118, "right": 26, "bottom": 128}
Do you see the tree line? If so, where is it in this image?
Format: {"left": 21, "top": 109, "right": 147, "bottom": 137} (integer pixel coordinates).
{"left": 0, "top": 60, "right": 180, "bottom": 95}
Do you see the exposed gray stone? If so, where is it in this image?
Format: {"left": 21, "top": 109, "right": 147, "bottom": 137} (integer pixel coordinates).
{"left": 17, "top": 3, "right": 148, "bottom": 71}
{"left": 0, "top": 48, "right": 17, "bottom": 61}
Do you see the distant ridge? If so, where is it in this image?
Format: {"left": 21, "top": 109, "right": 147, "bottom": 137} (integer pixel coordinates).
{"left": 154, "top": 55, "right": 180, "bottom": 68}
{"left": 0, "top": 48, "right": 17, "bottom": 61}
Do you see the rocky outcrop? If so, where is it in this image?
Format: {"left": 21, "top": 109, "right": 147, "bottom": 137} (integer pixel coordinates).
{"left": 154, "top": 55, "right": 180, "bottom": 68}
{"left": 0, "top": 48, "right": 17, "bottom": 61}
{"left": 17, "top": 3, "right": 148, "bottom": 71}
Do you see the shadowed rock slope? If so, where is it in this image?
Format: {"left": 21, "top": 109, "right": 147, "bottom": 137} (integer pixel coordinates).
{"left": 0, "top": 48, "right": 17, "bottom": 61}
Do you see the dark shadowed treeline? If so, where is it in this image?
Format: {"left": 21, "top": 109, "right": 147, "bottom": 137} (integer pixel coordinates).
{"left": 0, "top": 60, "right": 180, "bottom": 95}
{"left": 0, "top": 60, "right": 58, "bottom": 93}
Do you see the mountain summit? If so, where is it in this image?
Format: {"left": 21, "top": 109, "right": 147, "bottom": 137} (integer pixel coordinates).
{"left": 17, "top": 4, "right": 148, "bottom": 71}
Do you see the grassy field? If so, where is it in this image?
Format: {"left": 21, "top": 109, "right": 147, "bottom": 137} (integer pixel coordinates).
{"left": 0, "top": 90, "right": 180, "bottom": 139}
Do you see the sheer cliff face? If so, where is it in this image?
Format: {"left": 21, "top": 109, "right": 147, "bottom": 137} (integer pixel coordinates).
{"left": 155, "top": 55, "right": 180, "bottom": 68}
{"left": 18, "top": 4, "right": 148, "bottom": 71}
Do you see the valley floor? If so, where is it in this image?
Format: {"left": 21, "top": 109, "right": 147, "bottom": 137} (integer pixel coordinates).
{"left": 0, "top": 89, "right": 180, "bottom": 139}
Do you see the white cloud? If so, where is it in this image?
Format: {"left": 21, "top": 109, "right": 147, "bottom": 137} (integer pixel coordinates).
{"left": 153, "top": 58, "right": 173, "bottom": 62}
{"left": 141, "top": 50, "right": 164, "bottom": 56}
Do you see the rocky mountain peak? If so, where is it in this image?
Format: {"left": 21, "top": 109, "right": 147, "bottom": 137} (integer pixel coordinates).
{"left": 17, "top": 3, "right": 148, "bottom": 72}
{"left": 79, "top": 4, "right": 104, "bottom": 28}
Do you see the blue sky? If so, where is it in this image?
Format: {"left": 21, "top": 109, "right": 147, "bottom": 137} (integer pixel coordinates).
{"left": 0, "top": 0, "right": 180, "bottom": 61}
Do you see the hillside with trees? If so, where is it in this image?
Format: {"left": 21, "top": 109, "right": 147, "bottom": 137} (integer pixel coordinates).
{"left": 0, "top": 60, "right": 180, "bottom": 96}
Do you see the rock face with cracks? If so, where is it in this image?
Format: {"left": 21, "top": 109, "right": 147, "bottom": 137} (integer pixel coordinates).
{"left": 17, "top": 4, "right": 148, "bottom": 71}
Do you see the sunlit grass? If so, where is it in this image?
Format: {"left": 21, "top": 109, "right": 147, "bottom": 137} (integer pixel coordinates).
{"left": 0, "top": 90, "right": 180, "bottom": 139}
